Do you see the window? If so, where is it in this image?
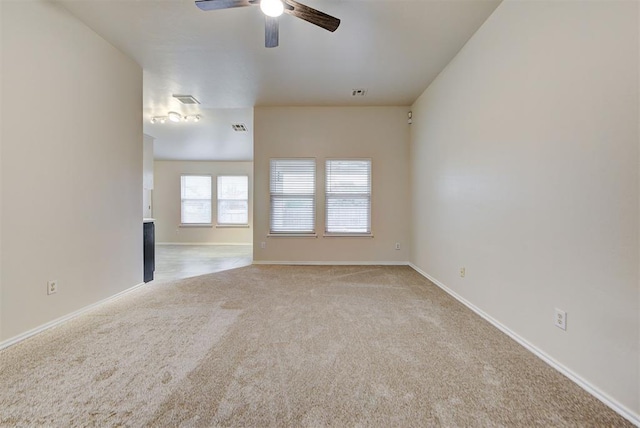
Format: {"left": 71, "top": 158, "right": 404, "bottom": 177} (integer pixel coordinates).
{"left": 217, "top": 175, "right": 249, "bottom": 225}
{"left": 270, "top": 158, "right": 316, "bottom": 234}
{"left": 325, "top": 159, "right": 371, "bottom": 234}
{"left": 180, "top": 175, "right": 212, "bottom": 224}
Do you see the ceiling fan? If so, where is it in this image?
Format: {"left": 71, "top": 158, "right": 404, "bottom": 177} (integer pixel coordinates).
{"left": 195, "top": 0, "right": 340, "bottom": 48}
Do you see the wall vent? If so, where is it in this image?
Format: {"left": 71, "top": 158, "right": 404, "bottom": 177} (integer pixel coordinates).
{"left": 173, "top": 94, "right": 200, "bottom": 104}
{"left": 351, "top": 88, "right": 367, "bottom": 97}
{"left": 232, "top": 123, "right": 248, "bottom": 132}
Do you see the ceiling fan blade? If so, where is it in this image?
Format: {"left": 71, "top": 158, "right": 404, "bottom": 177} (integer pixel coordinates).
{"left": 282, "top": 0, "right": 340, "bottom": 32}
{"left": 195, "top": 0, "right": 257, "bottom": 11}
{"left": 265, "top": 16, "right": 279, "bottom": 48}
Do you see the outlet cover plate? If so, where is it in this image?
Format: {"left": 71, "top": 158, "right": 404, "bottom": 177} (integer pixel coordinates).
{"left": 47, "top": 280, "right": 58, "bottom": 295}
{"left": 554, "top": 308, "right": 567, "bottom": 330}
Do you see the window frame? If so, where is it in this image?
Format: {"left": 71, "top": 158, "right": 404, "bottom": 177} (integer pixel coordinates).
{"left": 180, "top": 174, "right": 213, "bottom": 226}
{"left": 216, "top": 175, "right": 250, "bottom": 227}
{"left": 269, "top": 158, "right": 317, "bottom": 237}
{"left": 324, "top": 158, "right": 372, "bottom": 237}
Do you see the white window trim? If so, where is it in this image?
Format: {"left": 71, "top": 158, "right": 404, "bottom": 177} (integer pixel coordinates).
{"left": 180, "top": 174, "right": 213, "bottom": 226}
{"left": 325, "top": 158, "right": 372, "bottom": 236}
{"left": 216, "top": 174, "right": 250, "bottom": 227}
{"left": 267, "top": 233, "right": 318, "bottom": 238}
{"left": 323, "top": 233, "right": 374, "bottom": 238}
{"left": 269, "top": 158, "right": 317, "bottom": 235}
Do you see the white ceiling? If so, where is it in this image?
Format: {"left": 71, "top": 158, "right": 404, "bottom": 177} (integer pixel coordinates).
{"left": 58, "top": 0, "right": 502, "bottom": 161}
{"left": 146, "top": 108, "right": 253, "bottom": 160}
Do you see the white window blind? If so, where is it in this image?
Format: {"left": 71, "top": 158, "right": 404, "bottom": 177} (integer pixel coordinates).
{"left": 217, "top": 175, "right": 249, "bottom": 225}
{"left": 181, "top": 175, "right": 212, "bottom": 224}
{"left": 270, "top": 159, "right": 316, "bottom": 234}
{"left": 326, "top": 159, "right": 371, "bottom": 234}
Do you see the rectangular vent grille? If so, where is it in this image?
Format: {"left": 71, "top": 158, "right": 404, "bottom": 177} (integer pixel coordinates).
{"left": 173, "top": 94, "right": 200, "bottom": 104}
{"left": 351, "top": 88, "right": 367, "bottom": 97}
{"left": 232, "top": 123, "right": 248, "bottom": 132}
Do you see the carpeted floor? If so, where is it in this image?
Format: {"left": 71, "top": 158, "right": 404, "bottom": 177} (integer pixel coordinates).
{"left": 0, "top": 265, "right": 631, "bottom": 426}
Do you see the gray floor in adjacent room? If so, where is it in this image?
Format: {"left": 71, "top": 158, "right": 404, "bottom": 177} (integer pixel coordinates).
{"left": 153, "top": 244, "right": 253, "bottom": 282}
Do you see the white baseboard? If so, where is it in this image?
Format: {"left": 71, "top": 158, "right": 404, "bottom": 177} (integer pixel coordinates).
{"left": 0, "top": 282, "right": 147, "bottom": 351}
{"left": 253, "top": 260, "right": 410, "bottom": 266}
{"left": 408, "top": 263, "right": 640, "bottom": 426}
{"left": 156, "top": 242, "right": 252, "bottom": 246}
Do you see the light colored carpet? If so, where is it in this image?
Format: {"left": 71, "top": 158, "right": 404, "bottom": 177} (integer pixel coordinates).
{"left": 0, "top": 265, "right": 630, "bottom": 426}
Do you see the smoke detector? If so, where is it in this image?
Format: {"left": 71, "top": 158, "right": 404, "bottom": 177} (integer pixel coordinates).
{"left": 232, "top": 123, "right": 248, "bottom": 132}
{"left": 173, "top": 94, "right": 200, "bottom": 104}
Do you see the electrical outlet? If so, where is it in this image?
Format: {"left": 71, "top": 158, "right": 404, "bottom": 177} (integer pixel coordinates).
{"left": 554, "top": 308, "right": 567, "bottom": 330}
{"left": 459, "top": 267, "right": 465, "bottom": 278}
{"left": 395, "top": 242, "right": 400, "bottom": 250}
{"left": 47, "top": 280, "right": 58, "bottom": 295}
{"left": 260, "top": 241, "right": 266, "bottom": 249}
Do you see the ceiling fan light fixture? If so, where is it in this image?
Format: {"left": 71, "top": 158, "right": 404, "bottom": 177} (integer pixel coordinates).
{"left": 260, "top": 0, "right": 283, "bottom": 17}
{"left": 168, "top": 111, "right": 182, "bottom": 122}
{"left": 196, "top": 0, "right": 340, "bottom": 48}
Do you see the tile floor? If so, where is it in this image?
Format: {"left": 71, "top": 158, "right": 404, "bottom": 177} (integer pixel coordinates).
{"left": 152, "top": 244, "right": 253, "bottom": 282}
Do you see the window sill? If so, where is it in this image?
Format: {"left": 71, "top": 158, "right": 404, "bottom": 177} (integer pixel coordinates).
{"left": 323, "top": 233, "right": 374, "bottom": 238}
{"left": 216, "top": 224, "right": 250, "bottom": 228}
{"left": 267, "top": 233, "right": 318, "bottom": 238}
{"left": 179, "top": 223, "right": 213, "bottom": 228}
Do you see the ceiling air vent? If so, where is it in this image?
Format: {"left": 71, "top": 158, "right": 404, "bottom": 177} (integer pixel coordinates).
{"left": 232, "top": 123, "right": 248, "bottom": 132}
{"left": 173, "top": 94, "right": 200, "bottom": 104}
{"left": 351, "top": 88, "right": 367, "bottom": 97}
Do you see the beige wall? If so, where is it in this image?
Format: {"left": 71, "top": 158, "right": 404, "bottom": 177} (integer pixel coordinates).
{"left": 1, "top": 1, "right": 143, "bottom": 341}
{"left": 154, "top": 161, "right": 253, "bottom": 244}
{"left": 143, "top": 134, "right": 154, "bottom": 218}
{"left": 253, "top": 107, "right": 410, "bottom": 263}
{"left": 410, "top": 0, "right": 639, "bottom": 417}
{"left": 0, "top": 1, "right": 3, "bottom": 339}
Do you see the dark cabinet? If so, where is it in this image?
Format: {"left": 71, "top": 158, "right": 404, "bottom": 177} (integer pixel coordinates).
{"left": 143, "top": 221, "right": 155, "bottom": 282}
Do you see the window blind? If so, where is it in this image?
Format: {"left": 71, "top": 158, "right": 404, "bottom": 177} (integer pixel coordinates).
{"left": 325, "top": 159, "right": 371, "bottom": 234}
{"left": 217, "top": 175, "right": 249, "bottom": 224}
{"left": 270, "top": 159, "right": 316, "bottom": 234}
{"left": 181, "top": 175, "right": 212, "bottom": 224}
